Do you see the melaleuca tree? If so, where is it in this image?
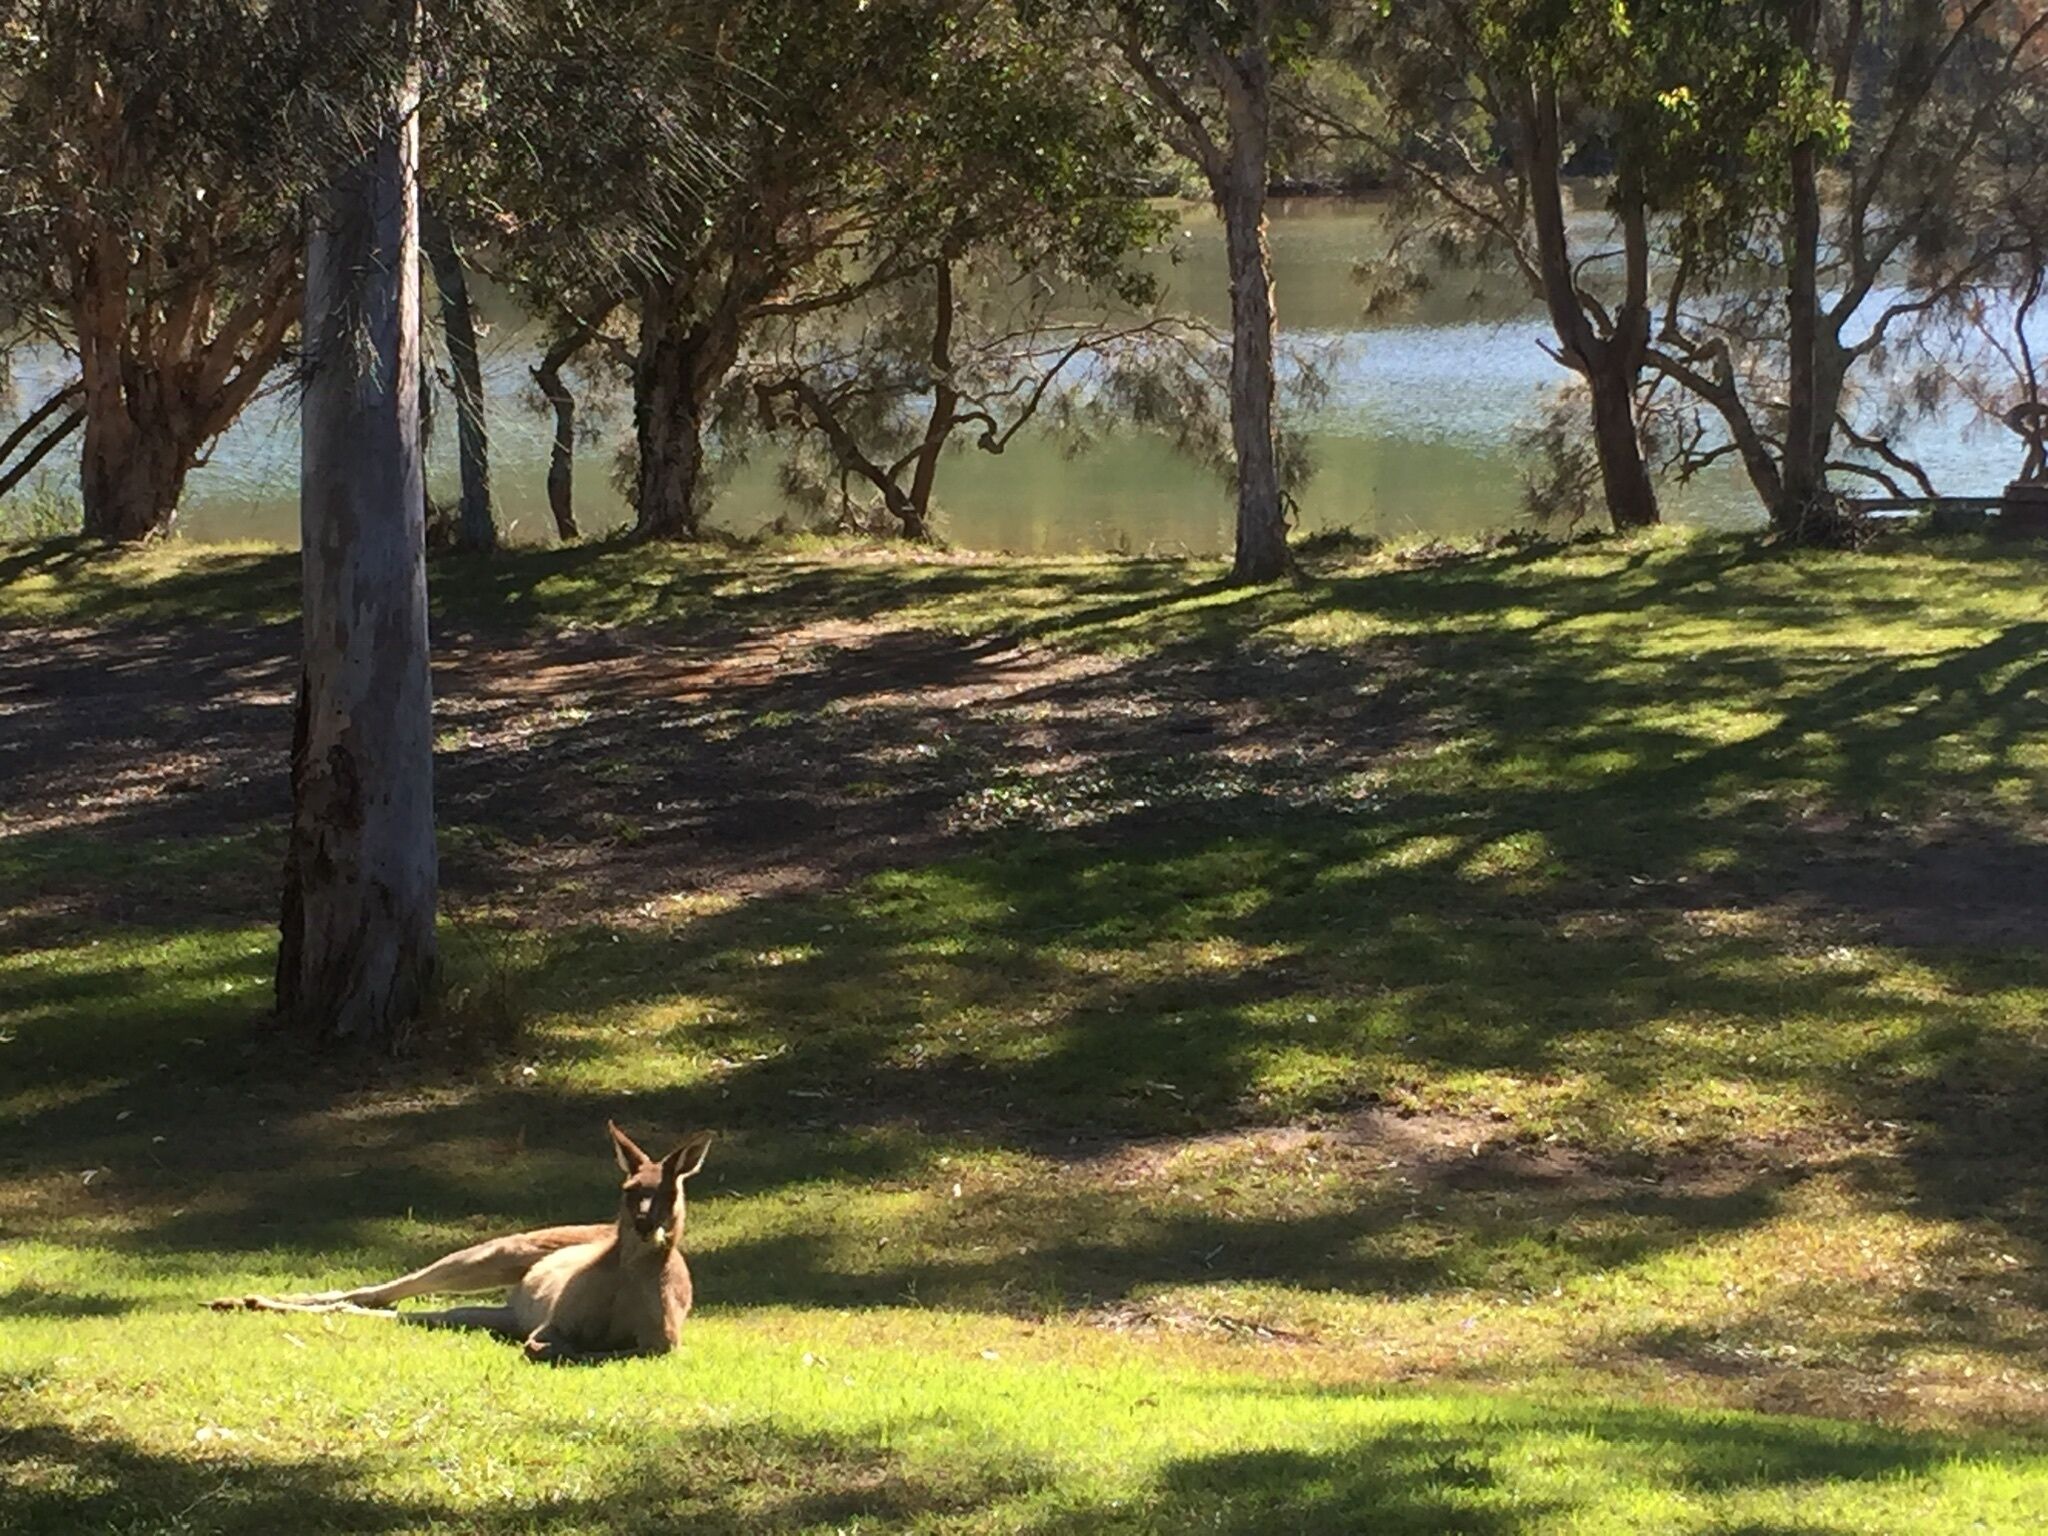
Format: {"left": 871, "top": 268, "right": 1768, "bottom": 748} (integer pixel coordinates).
{"left": 1307, "top": 0, "right": 1797, "bottom": 532}
{"left": 1640, "top": 0, "right": 2048, "bottom": 540}
{"left": 742, "top": 20, "right": 1173, "bottom": 541}
{"left": 0, "top": 2, "right": 316, "bottom": 540}
{"left": 425, "top": 0, "right": 723, "bottom": 541}
{"left": 448, "top": 0, "right": 996, "bottom": 543}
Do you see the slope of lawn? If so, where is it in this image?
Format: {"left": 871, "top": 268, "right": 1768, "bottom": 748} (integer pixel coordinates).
{"left": 4, "top": 528, "right": 2048, "bottom": 1531}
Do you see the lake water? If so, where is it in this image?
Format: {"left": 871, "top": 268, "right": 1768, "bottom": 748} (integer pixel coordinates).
{"left": 4, "top": 199, "right": 2033, "bottom": 552}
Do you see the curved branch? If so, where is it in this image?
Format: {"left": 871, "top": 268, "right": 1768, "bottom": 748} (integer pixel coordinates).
{"left": 0, "top": 378, "right": 83, "bottom": 470}
{"left": 1834, "top": 414, "right": 1935, "bottom": 498}
{"left": 0, "top": 406, "right": 85, "bottom": 501}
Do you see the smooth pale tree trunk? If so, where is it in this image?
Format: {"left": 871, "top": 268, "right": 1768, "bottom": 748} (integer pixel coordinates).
{"left": 1216, "top": 42, "right": 1287, "bottom": 583}
{"left": 278, "top": 0, "right": 438, "bottom": 1051}
{"left": 422, "top": 206, "right": 494, "bottom": 552}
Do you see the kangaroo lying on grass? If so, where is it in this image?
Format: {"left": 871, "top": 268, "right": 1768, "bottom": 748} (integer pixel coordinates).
{"left": 211, "top": 1123, "right": 711, "bottom": 1363}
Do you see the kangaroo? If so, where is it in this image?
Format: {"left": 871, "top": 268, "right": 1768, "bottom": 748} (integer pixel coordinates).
{"left": 211, "top": 1123, "right": 711, "bottom": 1363}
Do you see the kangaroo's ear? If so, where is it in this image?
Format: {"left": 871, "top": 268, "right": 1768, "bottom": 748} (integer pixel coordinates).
{"left": 664, "top": 1131, "right": 713, "bottom": 1183}
{"left": 608, "top": 1120, "right": 651, "bottom": 1174}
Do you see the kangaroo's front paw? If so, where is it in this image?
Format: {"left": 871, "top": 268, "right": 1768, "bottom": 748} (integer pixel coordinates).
{"left": 523, "top": 1335, "right": 562, "bottom": 1363}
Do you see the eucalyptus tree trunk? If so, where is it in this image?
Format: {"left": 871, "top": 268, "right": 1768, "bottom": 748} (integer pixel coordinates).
{"left": 1216, "top": 32, "right": 1287, "bottom": 583}
{"left": 422, "top": 204, "right": 494, "bottom": 552}
{"left": 278, "top": 0, "right": 438, "bottom": 1051}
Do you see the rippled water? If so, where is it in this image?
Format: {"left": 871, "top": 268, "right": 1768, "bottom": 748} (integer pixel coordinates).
{"left": 3, "top": 198, "right": 2032, "bottom": 552}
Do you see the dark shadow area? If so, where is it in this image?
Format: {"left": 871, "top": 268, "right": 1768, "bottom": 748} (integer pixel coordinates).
{"left": 0, "top": 1284, "right": 137, "bottom": 1320}
{"left": 0, "top": 1387, "right": 2014, "bottom": 1535}
{"left": 0, "top": 1414, "right": 1046, "bottom": 1536}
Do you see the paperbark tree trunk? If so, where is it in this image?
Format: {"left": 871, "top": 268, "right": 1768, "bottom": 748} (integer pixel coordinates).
{"left": 901, "top": 257, "right": 959, "bottom": 542}
{"left": 68, "top": 225, "right": 297, "bottom": 542}
{"left": 1777, "top": 0, "right": 1836, "bottom": 539}
{"left": 1519, "top": 82, "right": 1660, "bottom": 531}
{"left": 277, "top": 0, "right": 437, "bottom": 1051}
{"left": 1588, "top": 360, "right": 1658, "bottom": 530}
{"left": 533, "top": 327, "right": 588, "bottom": 542}
{"left": 1216, "top": 31, "right": 1287, "bottom": 584}
{"left": 422, "top": 204, "right": 494, "bottom": 552}
{"left": 75, "top": 343, "right": 199, "bottom": 541}
{"left": 632, "top": 299, "right": 710, "bottom": 541}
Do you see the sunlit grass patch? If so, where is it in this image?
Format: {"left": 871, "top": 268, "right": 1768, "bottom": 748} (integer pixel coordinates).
{"left": 3, "top": 1292, "right": 2046, "bottom": 1532}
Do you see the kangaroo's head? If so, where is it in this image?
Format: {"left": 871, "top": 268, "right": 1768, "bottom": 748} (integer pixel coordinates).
{"left": 607, "top": 1122, "right": 712, "bottom": 1253}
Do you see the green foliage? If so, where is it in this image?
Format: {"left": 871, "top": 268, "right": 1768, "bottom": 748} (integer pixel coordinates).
{"left": 0, "top": 480, "right": 78, "bottom": 541}
{"left": 1343, "top": 0, "right": 1810, "bottom": 269}
{"left": 0, "top": 3, "right": 308, "bottom": 315}
{"left": 732, "top": 10, "right": 1176, "bottom": 537}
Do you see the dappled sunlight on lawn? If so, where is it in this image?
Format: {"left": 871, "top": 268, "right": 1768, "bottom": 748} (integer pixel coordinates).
{"left": 5, "top": 532, "right": 2048, "bottom": 1524}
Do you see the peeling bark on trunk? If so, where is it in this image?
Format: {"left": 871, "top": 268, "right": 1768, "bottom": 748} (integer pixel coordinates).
{"left": 278, "top": 0, "right": 437, "bottom": 1052}
{"left": 632, "top": 300, "right": 713, "bottom": 541}
{"left": 1779, "top": 131, "right": 1827, "bottom": 530}
{"left": 1588, "top": 361, "right": 1658, "bottom": 531}
{"left": 1217, "top": 39, "right": 1287, "bottom": 584}
{"left": 901, "top": 257, "right": 959, "bottom": 542}
{"left": 75, "top": 346, "right": 199, "bottom": 541}
{"left": 1777, "top": 0, "right": 1838, "bottom": 540}
{"left": 69, "top": 230, "right": 298, "bottom": 544}
{"left": 422, "top": 205, "right": 494, "bottom": 552}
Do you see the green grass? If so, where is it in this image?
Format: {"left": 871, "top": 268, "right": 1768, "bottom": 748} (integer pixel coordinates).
{"left": 6, "top": 1289, "right": 2046, "bottom": 1533}
{"left": 5, "top": 528, "right": 2048, "bottom": 1530}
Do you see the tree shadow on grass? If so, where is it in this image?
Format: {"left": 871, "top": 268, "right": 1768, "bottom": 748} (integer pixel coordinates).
{"left": 0, "top": 1390, "right": 2011, "bottom": 1536}
{"left": 0, "top": 1415, "right": 1046, "bottom": 1536}
{"left": 8, "top": 538, "right": 2048, "bottom": 1415}
{"left": 0, "top": 540, "right": 300, "bottom": 627}
{"left": 2, "top": 795, "right": 2043, "bottom": 1334}
{"left": 1031, "top": 1388, "right": 2022, "bottom": 1534}
{"left": 0, "top": 1283, "right": 137, "bottom": 1320}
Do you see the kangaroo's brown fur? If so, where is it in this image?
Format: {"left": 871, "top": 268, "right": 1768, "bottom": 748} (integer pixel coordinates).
{"left": 211, "top": 1123, "right": 712, "bottom": 1363}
